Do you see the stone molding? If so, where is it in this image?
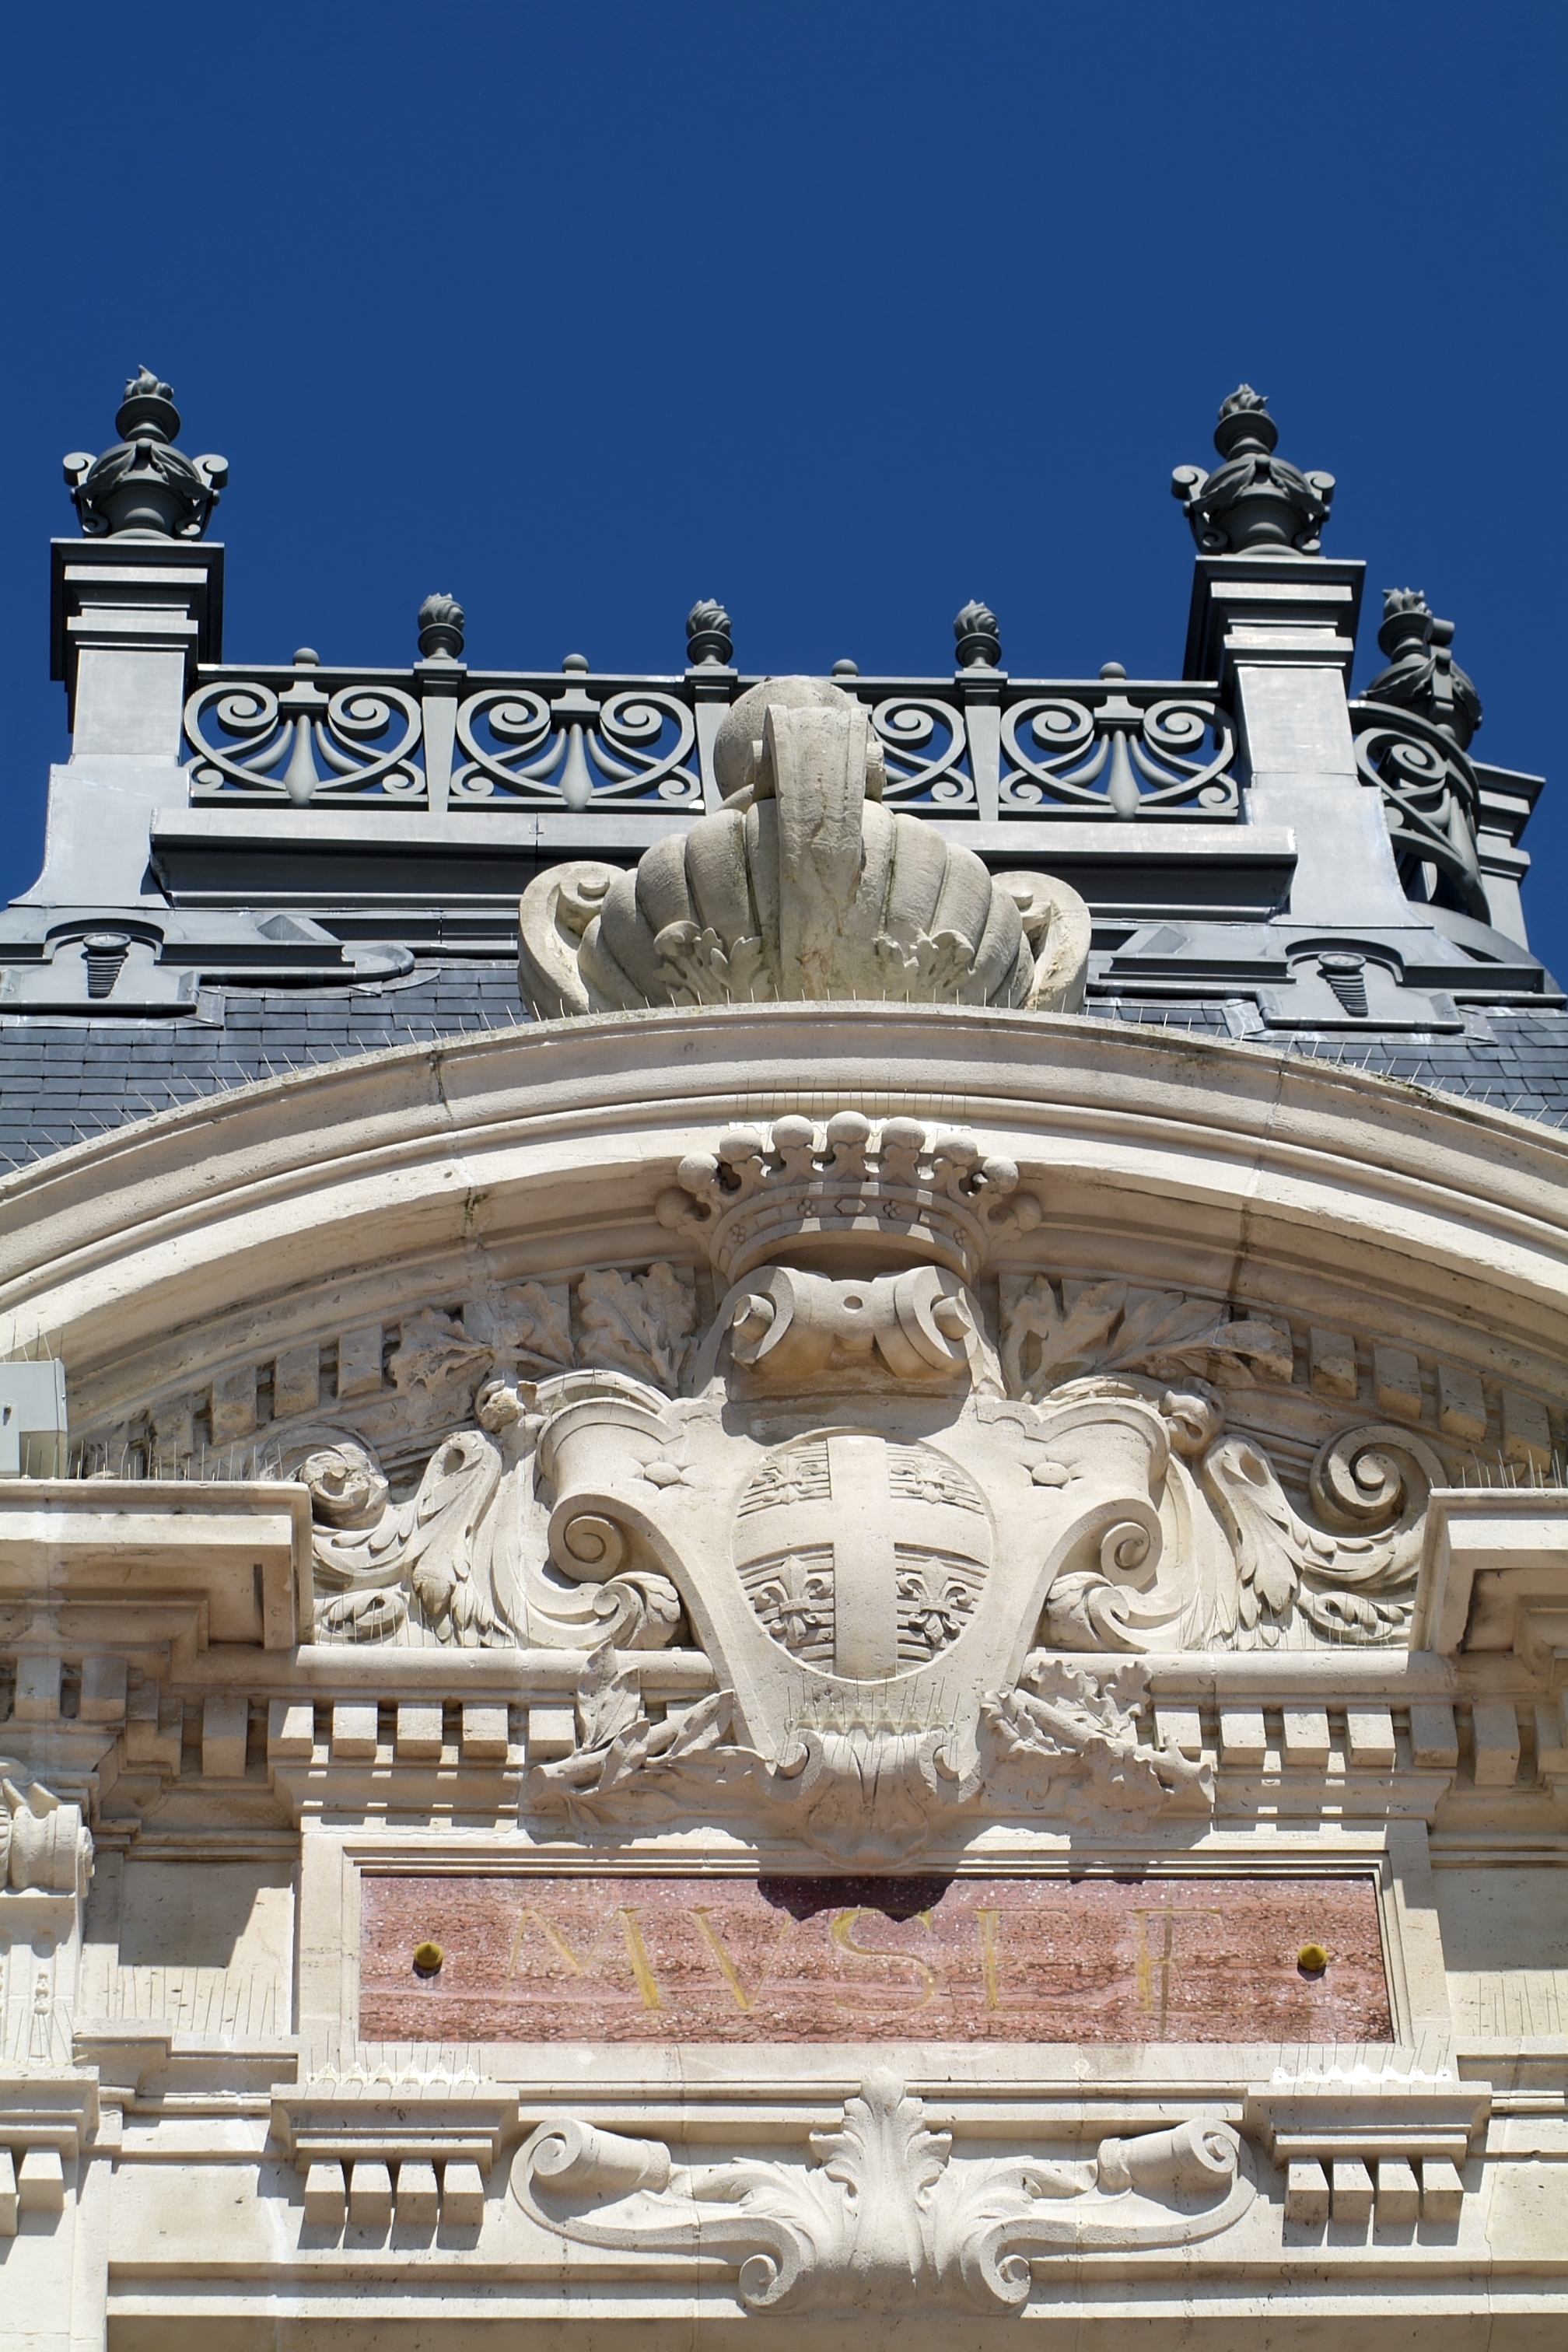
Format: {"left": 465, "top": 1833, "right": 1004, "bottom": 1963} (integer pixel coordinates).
{"left": 3, "top": 1009, "right": 1566, "bottom": 1399}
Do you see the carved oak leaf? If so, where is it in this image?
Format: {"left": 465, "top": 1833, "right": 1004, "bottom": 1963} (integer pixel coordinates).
{"left": 387, "top": 1307, "right": 492, "bottom": 1396}
{"left": 1000, "top": 1276, "right": 1125, "bottom": 1395}
{"left": 464, "top": 1281, "right": 573, "bottom": 1373}
{"left": 578, "top": 1263, "right": 697, "bottom": 1395}
{"left": 1000, "top": 1275, "right": 1290, "bottom": 1398}
{"left": 980, "top": 1662, "right": 1213, "bottom": 1818}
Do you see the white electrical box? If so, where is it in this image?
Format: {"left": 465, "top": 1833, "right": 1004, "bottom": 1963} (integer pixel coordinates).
{"left": 0, "top": 1360, "right": 68, "bottom": 1476}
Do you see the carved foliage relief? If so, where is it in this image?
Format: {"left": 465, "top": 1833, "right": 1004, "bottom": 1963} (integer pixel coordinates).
{"left": 511, "top": 2070, "right": 1256, "bottom": 2312}
{"left": 72, "top": 1113, "right": 1544, "bottom": 1857}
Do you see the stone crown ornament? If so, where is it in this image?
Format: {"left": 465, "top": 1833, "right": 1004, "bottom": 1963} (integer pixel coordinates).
{"left": 61, "top": 366, "right": 229, "bottom": 539}
{"left": 516, "top": 675, "right": 1090, "bottom": 1017}
{"left": 656, "top": 1110, "right": 1041, "bottom": 1289}
{"left": 1171, "top": 384, "right": 1335, "bottom": 557}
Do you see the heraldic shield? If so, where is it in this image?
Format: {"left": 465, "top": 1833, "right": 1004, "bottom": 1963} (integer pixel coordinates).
{"left": 735, "top": 1430, "right": 992, "bottom": 1680}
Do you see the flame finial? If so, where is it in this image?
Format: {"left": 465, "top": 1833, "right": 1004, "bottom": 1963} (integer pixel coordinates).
{"left": 1171, "top": 388, "right": 1335, "bottom": 558}
{"left": 61, "top": 367, "right": 227, "bottom": 539}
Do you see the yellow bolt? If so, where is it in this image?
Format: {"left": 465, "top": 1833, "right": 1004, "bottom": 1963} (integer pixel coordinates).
{"left": 412, "top": 1941, "right": 444, "bottom": 1975}
{"left": 1297, "top": 1942, "right": 1329, "bottom": 1974}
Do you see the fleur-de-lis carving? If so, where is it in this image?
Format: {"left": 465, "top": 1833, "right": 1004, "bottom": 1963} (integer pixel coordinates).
{"left": 752, "top": 1553, "right": 832, "bottom": 1650}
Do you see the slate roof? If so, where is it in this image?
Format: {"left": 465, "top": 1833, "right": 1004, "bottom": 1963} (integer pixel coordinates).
{"left": 4, "top": 968, "right": 1566, "bottom": 1174}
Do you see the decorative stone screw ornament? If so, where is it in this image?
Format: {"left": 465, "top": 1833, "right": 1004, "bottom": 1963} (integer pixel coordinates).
{"left": 1171, "top": 385, "right": 1335, "bottom": 557}
{"left": 0, "top": 1765, "right": 92, "bottom": 1895}
{"left": 517, "top": 675, "right": 1090, "bottom": 1015}
{"left": 62, "top": 366, "right": 228, "bottom": 538}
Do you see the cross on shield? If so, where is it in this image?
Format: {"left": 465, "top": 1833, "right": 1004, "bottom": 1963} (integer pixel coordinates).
{"left": 735, "top": 1431, "right": 991, "bottom": 1681}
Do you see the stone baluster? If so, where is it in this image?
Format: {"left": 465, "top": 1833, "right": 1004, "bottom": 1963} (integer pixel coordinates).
{"left": 684, "top": 599, "right": 736, "bottom": 813}
{"left": 954, "top": 600, "right": 1003, "bottom": 821}
{"left": 415, "top": 593, "right": 467, "bottom": 814}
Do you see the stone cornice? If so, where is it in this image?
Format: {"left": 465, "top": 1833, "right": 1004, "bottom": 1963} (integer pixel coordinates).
{"left": 2, "top": 1007, "right": 1566, "bottom": 1389}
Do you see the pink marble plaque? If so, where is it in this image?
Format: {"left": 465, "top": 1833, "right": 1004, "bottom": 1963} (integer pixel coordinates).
{"left": 359, "top": 1873, "right": 1391, "bottom": 2044}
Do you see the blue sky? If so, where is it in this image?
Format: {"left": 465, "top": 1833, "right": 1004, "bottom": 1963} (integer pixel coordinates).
{"left": 3, "top": 2, "right": 1563, "bottom": 968}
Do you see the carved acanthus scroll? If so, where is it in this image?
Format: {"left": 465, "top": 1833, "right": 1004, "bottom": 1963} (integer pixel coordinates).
{"left": 298, "top": 1263, "right": 701, "bottom": 1649}
{"left": 997, "top": 1275, "right": 1439, "bottom": 1652}
{"left": 512, "top": 2070, "right": 1255, "bottom": 2313}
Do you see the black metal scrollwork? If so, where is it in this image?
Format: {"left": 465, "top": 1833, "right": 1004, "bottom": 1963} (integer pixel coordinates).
{"left": 868, "top": 697, "right": 976, "bottom": 808}
{"left": 1349, "top": 702, "right": 1486, "bottom": 915}
{"left": 1001, "top": 693, "right": 1237, "bottom": 818}
{"left": 453, "top": 676, "right": 702, "bottom": 808}
{"left": 184, "top": 662, "right": 424, "bottom": 802}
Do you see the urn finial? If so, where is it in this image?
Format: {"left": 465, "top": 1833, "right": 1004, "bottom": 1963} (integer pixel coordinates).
{"left": 686, "top": 598, "right": 733, "bottom": 667}
{"left": 1171, "top": 387, "right": 1335, "bottom": 558}
{"left": 954, "top": 599, "right": 1002, "bottom": 669}
{"left": 1362, "top": 589, "right": 1482, "bottom": 750}
{"left": 61, "top": 366, "right": 228, "bottom": 539}
{"left": 417, "top": 592, "right": 466, "bottom": 660}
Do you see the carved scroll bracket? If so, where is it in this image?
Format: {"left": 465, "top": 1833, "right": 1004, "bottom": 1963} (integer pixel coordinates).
{"left": 511, "top": 2071, "right": 1255, "bottom": 2313}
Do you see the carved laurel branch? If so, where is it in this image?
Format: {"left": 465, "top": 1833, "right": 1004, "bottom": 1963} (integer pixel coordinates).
{"left": 523, "top": 1645, "right": 1211, "bottom": 1864}
{"left": 511, "top": 2071, "right": 1254, "bottom": 2313}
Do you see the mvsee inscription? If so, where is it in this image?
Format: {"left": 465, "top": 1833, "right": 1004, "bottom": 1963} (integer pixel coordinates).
{"left": 359, "top": 1873, "right": 1390, "bottom": 2044}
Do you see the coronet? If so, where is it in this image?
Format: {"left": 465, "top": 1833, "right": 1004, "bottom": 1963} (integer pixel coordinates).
{"left": 656, "top": 1110, "right": 1042, "bottom": 1286}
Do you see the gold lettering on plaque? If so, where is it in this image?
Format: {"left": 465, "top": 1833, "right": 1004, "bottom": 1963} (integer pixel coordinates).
{"left": 614, "top": 1907, "right": 663, "bottom": 2011}
{"left": 500, "top": 1905, "right": 663, "bottom": 2009}
{"left": 504, "top": 1908, "right": 591, "bottom": 1984}
{"left": 975, "top": 1906, "right": 1014, "bottom": 2012}
{"left": 691, "top": 1900, "right": 799, "bottom": 2013}
{"left": 830, "top": 1907, "right": 937, "bottom": 2011}
{"left": 1132, "top": 1905, "right": 1223, "bottom": 2034}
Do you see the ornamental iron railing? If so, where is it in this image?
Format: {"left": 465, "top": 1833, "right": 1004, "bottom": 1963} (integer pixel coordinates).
{"left": 1348, "top": 699, "right": 1486, "bottom": 916}
{"left": 183, "top": 653, "right": 1239, "bottom": 825}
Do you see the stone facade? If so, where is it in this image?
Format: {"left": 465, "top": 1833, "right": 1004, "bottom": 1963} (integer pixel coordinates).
{"left": 0, "top": 378, "right": 1564, "bottom": 2347}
